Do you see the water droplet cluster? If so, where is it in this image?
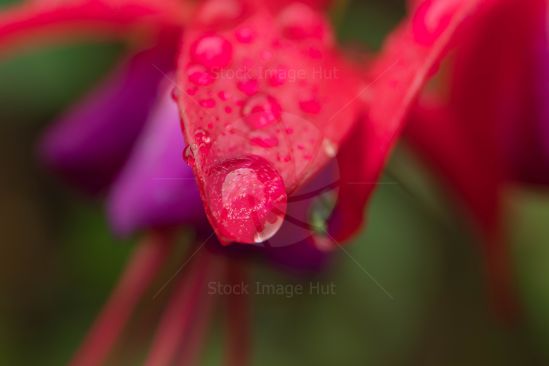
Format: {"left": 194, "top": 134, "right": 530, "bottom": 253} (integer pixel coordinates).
{"left": 176, "top": 1, "right": 360, "bottom": 244}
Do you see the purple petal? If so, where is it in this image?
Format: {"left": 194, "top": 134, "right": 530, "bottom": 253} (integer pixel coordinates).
{"left": 107, "top": 86, "right": 204, "bottom": 237}
{"left": 39, "top": 37, "right": 178, "bottom": 194}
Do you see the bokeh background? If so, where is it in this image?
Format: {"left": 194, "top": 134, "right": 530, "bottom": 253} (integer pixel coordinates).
{"left": 1, "top": 0, "right": 549, "bottom": 365}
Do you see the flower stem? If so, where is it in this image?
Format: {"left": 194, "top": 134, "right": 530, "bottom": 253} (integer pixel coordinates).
{"left": 145, "top": 245, "right": 216, "bottom": 366}
{"left": 69, "top": 231, "right": 173, "bottom": 366}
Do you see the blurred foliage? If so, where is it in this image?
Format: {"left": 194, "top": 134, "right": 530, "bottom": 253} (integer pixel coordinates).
{"left": 0, "top": 0, "right": 549, "bottom": 365}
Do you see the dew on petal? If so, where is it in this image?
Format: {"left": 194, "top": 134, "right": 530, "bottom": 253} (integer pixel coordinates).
{"left": 242, "top": 94, "right": 282, "bottom": 129}
{"left": 268, "top": 65, "right": 288, "bottom": 87}
{"left": 322, "top": 138, "right": 337, "bottom": 158}
{"left": 218, "top": 90, "right": 230, "bottom": 101}
{"left": 235, "top": 26, "right": 255, "bottom": 43}
{"left": 199, "top": 98, "right": 217, "bottom": 108}
{"left": 183, "top": 145, "right": 196, "bottom": 166}
{"left": 237, "top": 78, "right": 259, "bottom": 96}
{"left": 188, "top": 65, "right": 215, "bottom": 86}
{"left": 307, "top": 47, "right": 323, "bottom": 59}
{"left": 171, "top": 87, "right": 180, "bottom": 101}
{"left": 204, "top": 155, "right": 287, "bottom": 244}
{"left": 190, "top": 35, "right": 233, "bottom": 69}
{"left": 299, "top": 97, "right": 322, "bottom": 114}
{"left": 250, "top": 133, "right": 279, "bottom": 148}
{"left": 194, "top": 128, "right": 212, "bottom": 153}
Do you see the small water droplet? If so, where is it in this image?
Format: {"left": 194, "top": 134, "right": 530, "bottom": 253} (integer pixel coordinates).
{"left": 190, "top": 34, "right": 233, "bottom": 69}
{"left": 268, "top": 65, "right": 288, "bottom": 87}
{"left": 322, "top": 138, "right": 337, "bottom": 158}
{"left": 188, "top": 65, "right": 215, "bottom": 86}
{"left": 307, "top": 47, "right": 323, "bottom": 59}
{"left": 235, "top": 26, "right": 255, "bottom": 43}
{"left": 250, "top": 133, "right": 279, "bottom": 148}
{"left": 299, "top": 97, "right": 322, "bottom": 114}
{"left": 242, "top": 94, "right": 282, "bottom": 129}
{"left": 183, "top": 145, "right": 195, "bottom": 166}
{"left": 199, "top": 98, "right": 216, "bottom": 108}
{"left": 171, "top": 87, "right": 180, "bottom": 101}
{"left": 237, "top": 78, "right": 259, "bottom": 96}
{"left": 218, "top": 90, "right": 230, "bottom": 101}
{"left": 194, "top": 129, "right": 212, "bottom": 153}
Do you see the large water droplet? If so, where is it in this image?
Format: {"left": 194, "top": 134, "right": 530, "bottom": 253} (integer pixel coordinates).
{"left": 242, "top": 94, "right": 282, "bottom": 129}
{"left": 205, "top": 155, "right": 287, "bottom": 244}
{"left": 190, "top": 35, "right": 233, "bottom": 69}
{"left": 254, "top": 214, "right": 285, "bottom": 243}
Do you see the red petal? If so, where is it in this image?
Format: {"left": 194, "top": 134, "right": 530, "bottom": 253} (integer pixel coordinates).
{"left": 0, "top": 0, "right": 188, "bottom": 56}
{"left": 326, "top": 0, "right": 494, "bottom": 243}
{"left": 407, "top": 101, "right": 501, "bottom": 230}
{"left": 176, "top": 3, "right": 361, "bottom": 244}
{"left": 449, "top": 0, "right": 549, "bottom": 185}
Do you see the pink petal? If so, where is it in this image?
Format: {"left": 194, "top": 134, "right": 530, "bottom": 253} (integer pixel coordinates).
{"left": 176, "top": 3, "right": 361, "bottom": 244}
{"left": 0, "top": 0, "right": 187, "bottom": 56}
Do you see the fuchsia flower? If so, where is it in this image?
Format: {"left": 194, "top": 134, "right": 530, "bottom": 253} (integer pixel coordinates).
{"left": 1, "top": 0, "right": 536, "bottom": 364}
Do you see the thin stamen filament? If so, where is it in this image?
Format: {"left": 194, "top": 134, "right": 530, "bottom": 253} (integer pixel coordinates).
{"left": 69, "top": 231, "right": 173, "bottom": 366}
